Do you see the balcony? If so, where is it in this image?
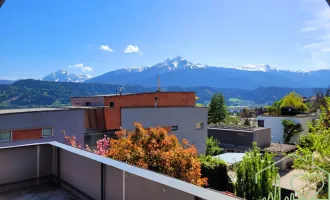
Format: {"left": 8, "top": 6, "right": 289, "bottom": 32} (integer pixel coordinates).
{"left": 0, "top": 141, "right": 239, "bottom": 200}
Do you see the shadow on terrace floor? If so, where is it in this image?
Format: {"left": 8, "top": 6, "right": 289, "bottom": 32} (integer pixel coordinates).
{"left": 0, "top": 182, "right": 80, "bottom": 200}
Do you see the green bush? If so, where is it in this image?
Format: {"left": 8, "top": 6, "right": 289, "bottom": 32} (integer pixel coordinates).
{"left": 199, "top": 155, "right": 234, "bottom": 192}
{"left": 206, "top": 136, "right": 223, "bottom": 156}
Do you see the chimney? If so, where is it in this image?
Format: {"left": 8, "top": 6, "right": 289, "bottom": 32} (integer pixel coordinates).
{"left": 157, "top": 75, "right": 161, "bottom": 92}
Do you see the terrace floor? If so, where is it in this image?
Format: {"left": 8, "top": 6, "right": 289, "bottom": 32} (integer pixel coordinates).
{"left": 0, "top": 182, "right": 80, "bottom": 200}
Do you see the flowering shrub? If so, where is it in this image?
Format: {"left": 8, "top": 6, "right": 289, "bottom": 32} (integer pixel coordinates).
{"left": 63, "top": 122, "right": 207, "bottom": 186}
{"left": 63, "top": 130, "right": 109, "bottom": 155}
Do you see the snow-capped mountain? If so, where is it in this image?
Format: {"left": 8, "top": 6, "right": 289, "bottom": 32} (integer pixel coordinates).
{"left": 42, "top": 70, "right": 91, "bottom": 83}
{"left": 226, "top": 64, "right": 275, "bottom": 72}
{"left": 85, "top": 56, "right": 330, "bottom": 89}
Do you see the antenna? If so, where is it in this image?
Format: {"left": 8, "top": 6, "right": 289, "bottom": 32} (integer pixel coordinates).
{"left": 157, "top": 75, "right": 161, "bottom": 92}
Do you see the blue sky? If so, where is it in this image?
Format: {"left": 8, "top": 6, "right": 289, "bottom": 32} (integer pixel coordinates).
{"left": 1, "top": 0, "right": 329, "bottom": 79}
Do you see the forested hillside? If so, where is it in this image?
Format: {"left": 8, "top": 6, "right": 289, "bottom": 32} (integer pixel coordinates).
{"left": 0, "top": 80, "right": 315, "bottom": 109}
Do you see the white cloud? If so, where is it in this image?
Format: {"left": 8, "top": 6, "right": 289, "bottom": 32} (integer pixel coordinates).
{"left": 100, "top": 45, "right": 113, "bottom": 52}
{"left": 124, "top": 45, "right": 142, "bottom": 54}
{"left": 82, "top": 66, "right": 93, "bottom": 72}
{"left": 68, "top": 63, "right": 93, "bottom": 72}
{"left": 299, "top": 0, "right": 330, "bottom": 69}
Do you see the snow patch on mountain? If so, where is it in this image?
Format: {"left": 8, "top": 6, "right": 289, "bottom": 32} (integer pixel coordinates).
{"left": 42, "top": 70, "right": 91, "bottom": 83}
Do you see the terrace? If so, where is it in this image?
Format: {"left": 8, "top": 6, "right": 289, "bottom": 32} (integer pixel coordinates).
{"left": 0, "top": 141, "right": 239, "bottom": 200}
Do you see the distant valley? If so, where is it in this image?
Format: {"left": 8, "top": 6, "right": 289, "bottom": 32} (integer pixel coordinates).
{"left": 0, "top": 79, "right": 315, "bottom": 109}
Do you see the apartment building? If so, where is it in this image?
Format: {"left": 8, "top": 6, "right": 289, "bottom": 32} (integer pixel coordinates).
{"left": 257, "top": 114, "right": 318, "bottom": 144}
{"left": 70, "top": 91, "right": 208, "bottom": 153}
{"left": 0, "top": 108, "right": 84, "bottom": 148}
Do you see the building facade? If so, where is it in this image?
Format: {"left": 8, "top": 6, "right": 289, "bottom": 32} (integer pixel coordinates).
{"left": 208, "top": 125, "right": 271, "bottom": 152}
{"left": 70, "top": 91, "right": 207, "bottom": 153}
{"left": 121, "top": 107, "right": 207, "bottom": 153}
{"left": 0, "top": 108, "right": 84, "bottom": 148}
{"left": 257, "top": 114, "right": 318, "bottom": 144}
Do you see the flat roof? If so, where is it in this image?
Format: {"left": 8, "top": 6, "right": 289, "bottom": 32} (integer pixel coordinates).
{"left": 0, "top": 108, "right": 70, "bottom": 115}
{"left": 258, "top": 113, "right": 317, "bottom": 118}
{"left": 64, "top": 106, "right": 107, "bottom": 109}
{"left": 208, "top": 124, "right": 268, "bottom": 132}
{"left": 71, "top": 91, "right": 195, "bottom": 99}
{"left": 262, "top": 143, "right": 297, "bottom": 153}
{"left": 213, "top": 153, "right": 245, "bottom": 165}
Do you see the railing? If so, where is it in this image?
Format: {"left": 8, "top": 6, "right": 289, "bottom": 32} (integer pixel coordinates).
{"left": 0, "top": 141, "right": 240, "bottom": 200}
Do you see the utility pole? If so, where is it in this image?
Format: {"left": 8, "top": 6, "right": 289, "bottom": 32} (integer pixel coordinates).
{"left": 157, "top": 75, "right": 161, "bottom": 92}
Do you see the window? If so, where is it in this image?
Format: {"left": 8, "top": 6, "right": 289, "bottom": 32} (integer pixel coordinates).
{"left": 196, "top": 122, "right": 204, "bottom": 130}
{"left": 258, "top": 120, "right": 264, "bottom": 127}
{"left": 42, "top": 128, "right": 53, "bottom": 137}
{"left": 85, "top": 102, "right": 91, "bottom": 106}
{"left": 155, "top": 96, "right": 158, "bottom": 107}
{"left": 171, "top": 126, "right": 178, "bottom": 131}
{"left": 0, "top": 131, "right": 11, "bottom": 141}
{"left": 110, "top": 102, "right": 114, "bottom": 108}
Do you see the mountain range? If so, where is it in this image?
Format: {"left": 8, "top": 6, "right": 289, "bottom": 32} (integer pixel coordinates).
{"left": 85, "top": 56, "right": 330, "bottom": 89}
{"left": 2, "top": 56, "right": 330, "bottom": 89}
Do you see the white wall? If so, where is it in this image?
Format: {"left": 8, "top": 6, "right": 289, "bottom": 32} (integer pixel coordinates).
{"left": 257, "top": 115, "right": 317, "bottom": 144}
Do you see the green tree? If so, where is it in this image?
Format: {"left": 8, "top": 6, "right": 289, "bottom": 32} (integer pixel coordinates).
{"left": 208, "top": 93, "right": 227, "bottom": 124}
{"left": 244, "top": 118, "right": 250, "bottom": 126}
{"left": 206, "top": 136, "right": 223, "bottom": 156}
{"left": 282, "top": 119, "right": 303, "bottom": 144}
{"left": 295, "top": 97, "right": 330, "bottom": 198}
{"left": 265, "top": 100, "right": 282, "bottom": 116}
{"left": 199, "top": 155, "right": 234, "bottom": 192}
{"left": 280, "top": 92, "right": 309, "bottom": 112}
{"left": 235, "top": 143, "right": 278, "bottom": 200}
{"left": 223, "top": 115, "right": 241, "bottom": 125}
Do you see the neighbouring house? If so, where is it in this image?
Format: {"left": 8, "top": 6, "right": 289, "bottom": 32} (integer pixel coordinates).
{"left": 0, "top": 108, "right": 84, "bottom": 148}
{"left": 257, "top": 114, "right": 318, "bottom": 144}
{"left": 208, "top": 124, "right": 297, "bottom": 170}
{"left": 208, "top": 124, "right": 271, "bottom": 153}
{"left": 261, "top": 143, "right": 297, "bottom": 171}
{"left": 70, "top": 91, "right": 208, "bottom": 154}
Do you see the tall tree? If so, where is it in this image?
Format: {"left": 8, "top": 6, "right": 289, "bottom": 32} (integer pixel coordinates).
{"left": 208, "top": 93, "right": 227, "bottom": 124}
{"left": 235, "top": 143, "right": 278, "bottom": 200}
